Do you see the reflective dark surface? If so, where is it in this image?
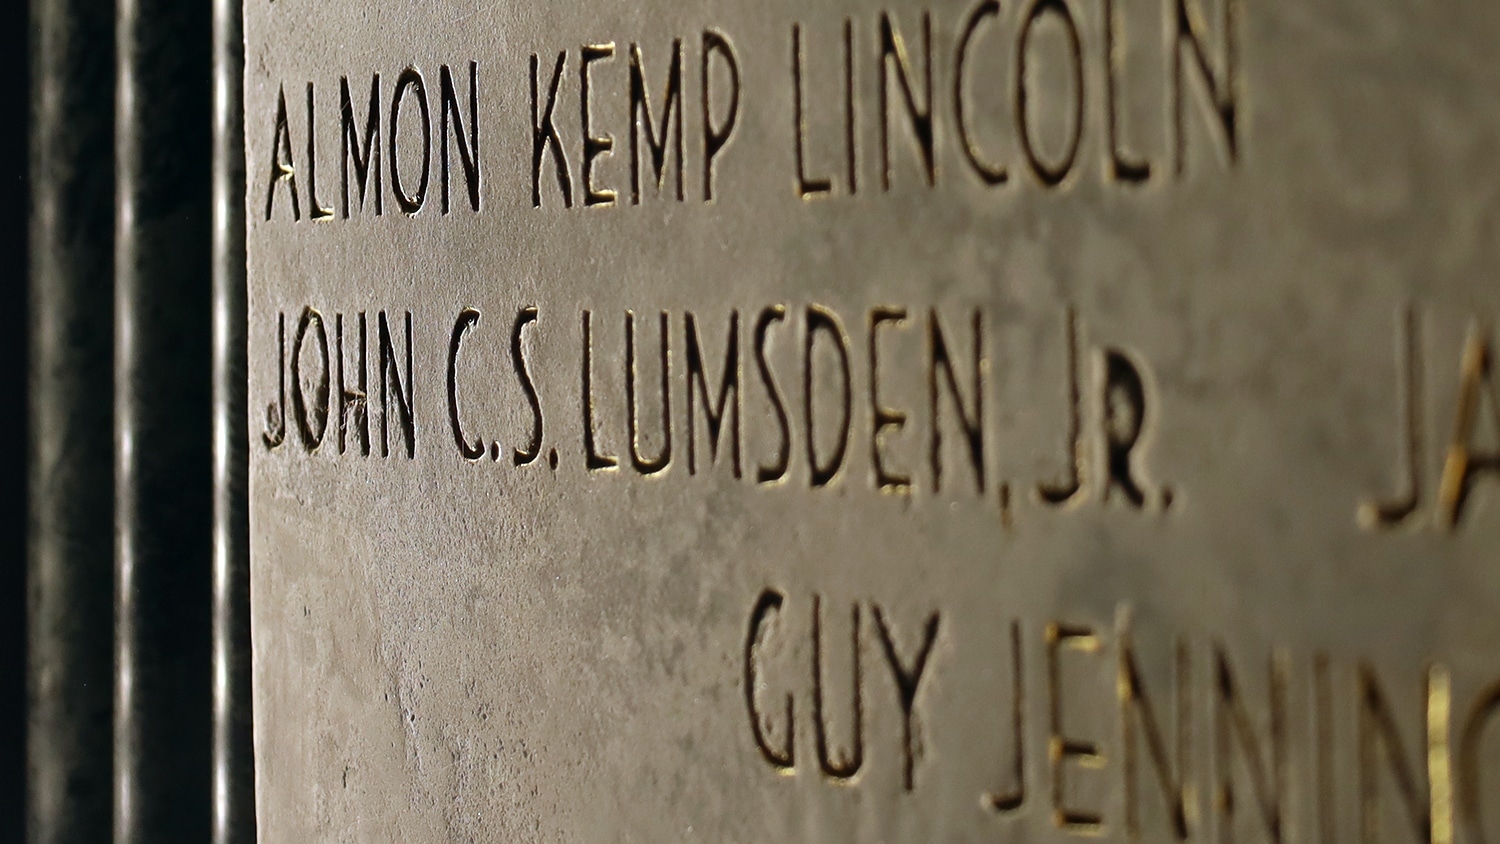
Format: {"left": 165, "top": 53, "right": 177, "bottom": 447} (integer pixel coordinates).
{"left": 5, "top": 0, "right": 29, "bottom": 835}
{"left": 25, "top": 0, "right": 252, "bottom": 839}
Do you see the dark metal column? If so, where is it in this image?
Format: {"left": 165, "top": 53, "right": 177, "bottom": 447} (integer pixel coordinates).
{"left": 213, "top": 0, "right": 255, "bottom": 836}
{"left": 113, "top": 0, "right": 213, "bottom": 837}
{"left": 6, "top": 0, "right": 29, "bottom": 828}
{"left": 28, "top": 0, "right": 116, "bottom": 836}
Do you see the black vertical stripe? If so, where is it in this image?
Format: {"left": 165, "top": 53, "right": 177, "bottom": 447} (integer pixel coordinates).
{"left": 114, "top": 0, "right": 213, "bottom": 836}
{"left": 28, "top": 0, "right": 116, "bottom": 835}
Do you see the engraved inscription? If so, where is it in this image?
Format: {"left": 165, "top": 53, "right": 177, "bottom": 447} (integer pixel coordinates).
{"left": 1362, "top": 309, "right": 1500, "bottom": 532}
{"left": 263, "top": 302, "right": 1173, "bottom": 525}
{"left": 531, "top": 36, "right": 742, "bottom": 207}
{"left": 262, "top": 308, "right": 415, "bottom": 458}
{"left": 739, "top": 591, "right": 1500, "bottom": 840}
{"left": 264, "top": 62, "right": 481, "bottom": 220}
{"left": 261, "top": 0, "right": 1244, "bottom": 224}
{"left": 744, "top": 590, "right": 942, "bottom": 791}
{"left": 787, "top": 0, "right": 1238, "bottom": 200}
{"left": 241, "top": 0, "right": 1500, "bottom": 839}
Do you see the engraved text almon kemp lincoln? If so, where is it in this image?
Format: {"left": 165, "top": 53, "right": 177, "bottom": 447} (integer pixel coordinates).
{"left": 245, "top": 0, "right": 1500, "bottom": 839}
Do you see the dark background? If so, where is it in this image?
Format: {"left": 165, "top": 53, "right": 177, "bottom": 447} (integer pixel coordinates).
{"left": 6, "top": 0, "right": 31, "bottom": 839}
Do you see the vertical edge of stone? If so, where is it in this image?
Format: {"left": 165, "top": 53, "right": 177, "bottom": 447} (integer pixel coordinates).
{"left": 27, "top": 0, "right": 117, "bottom": 834}
{"left": 113, "top": 0, "right": 214, "bottom": 837}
